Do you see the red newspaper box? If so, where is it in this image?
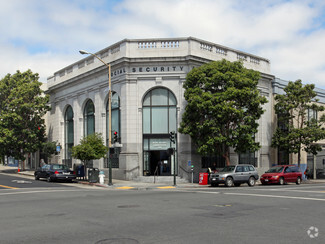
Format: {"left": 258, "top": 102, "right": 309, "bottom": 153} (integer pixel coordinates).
{"left": 199, "top": 172, "right": 208, "bottom": 185}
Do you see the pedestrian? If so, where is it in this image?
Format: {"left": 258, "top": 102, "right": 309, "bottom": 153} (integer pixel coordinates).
{"left": 304, "top": 167, "right": 310, "bottom": 180}
{"left": 40, "top": 159, "right": 45, "bottom": 167}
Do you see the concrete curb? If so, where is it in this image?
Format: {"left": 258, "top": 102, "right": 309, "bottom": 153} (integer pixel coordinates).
{"left": 1, "top": 166, "right": 325, "bottom": 189}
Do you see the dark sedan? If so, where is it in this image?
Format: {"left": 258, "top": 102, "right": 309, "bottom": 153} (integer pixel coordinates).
{"left": 34, "top": 164, "right": 76, "bottom": 182}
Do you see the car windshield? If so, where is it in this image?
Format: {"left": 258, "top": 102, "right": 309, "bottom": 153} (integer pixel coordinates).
{"left": 52, "top": 165, "right": 70, "bottom": 170}
{"left": 266, "top": 166, "right": 284, "bottom": 173}
{"left": 220, "top": 166, "right": 235, "bottom": 172}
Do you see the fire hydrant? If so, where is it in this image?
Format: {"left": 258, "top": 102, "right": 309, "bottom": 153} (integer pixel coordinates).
{"left": 99, "top": 171, "right": 105, "bottom": 184}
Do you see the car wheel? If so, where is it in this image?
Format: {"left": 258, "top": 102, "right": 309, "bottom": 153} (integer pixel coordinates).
{"left": 225, "top": 177, "right": 234, "bottom": 187}
{"left": 234, "top": 183, "right": 241, "bottom": 187}
{"left": 248, "top": 177, "right": 256, "bottom": 187}
{"left": 34, "top": 174, "right": 40, "bottom": 180}
{"left": 279, "top": 177, "right": 285, "bottom": 185}
{"left": 296, "top": 177, "right": 301, "bottom": 185}
{"left": 46, "top": 175, "right": 52, "bottom": 182}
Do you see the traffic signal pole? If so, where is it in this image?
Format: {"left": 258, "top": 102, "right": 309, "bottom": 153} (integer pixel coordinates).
{"left": 169, "top": 131, "right": 176, "bottom": 186}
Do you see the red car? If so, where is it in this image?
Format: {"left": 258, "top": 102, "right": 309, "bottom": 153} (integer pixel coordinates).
{"left": 260, "top": 165, "right": 302, "bottom": 185}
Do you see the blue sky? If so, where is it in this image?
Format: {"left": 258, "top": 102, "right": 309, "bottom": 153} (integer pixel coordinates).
{"left": 1, "top": 0, "right": 325, "bottom": 88}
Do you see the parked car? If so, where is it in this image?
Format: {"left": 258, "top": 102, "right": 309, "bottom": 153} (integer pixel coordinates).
{"left": 210, "top": 164, "right": 259, "bottom": 187}
{"left": 260, "top": 165, "right": 302, "bottom": 185}
{"left": 34, "top": 164, "right": 76, "bottom": 182}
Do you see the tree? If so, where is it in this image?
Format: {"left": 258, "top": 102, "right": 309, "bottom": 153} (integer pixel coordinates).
{"left": 179, "top": 59, "right": 268, "bottom": 166}
{"left": 41, "top": 141, "right": 58, "bottom": 162}
{"left": 0, "top": 70, "right": 50, "bottom": 161}
{"left": 271, "top": 80, "right": 325, "bottom": 167}
{"left": 71, "top": 133, "right": 108, "bottom": 178}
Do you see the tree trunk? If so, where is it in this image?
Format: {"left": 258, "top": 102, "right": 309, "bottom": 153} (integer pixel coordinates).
{"left": 222, "top": 148, "right": 231, "bottom": 166}
{"left": 84, "top": 160, "right": 87, "bottom": 180}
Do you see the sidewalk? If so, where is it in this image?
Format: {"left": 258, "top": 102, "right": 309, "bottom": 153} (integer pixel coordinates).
{"left": 1, "top": 164, "right": 325, "bottom": 189}
{"left": 0, "top": 164, "right": 206, "bottom": 190}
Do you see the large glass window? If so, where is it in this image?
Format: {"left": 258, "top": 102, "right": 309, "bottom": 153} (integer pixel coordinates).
{"left": 202, "top": 155, "right": 225, "bottom": 169}
{"left": 308, "top": 108, "right": 317, "bottom": 121}
{"left": 142, "top": 88, "right": 177, "bottom": 134}
{"left": 64, "top": 106, "right": 74, "bottom": 164}
{"left": 238, "top": 151, "right": 257, "bottom": 167}
{"left": 277, "top": 112, "right": 289, "bottom": 165}
{"left": 84, "top": 100, "right": 95, "bottom": 136}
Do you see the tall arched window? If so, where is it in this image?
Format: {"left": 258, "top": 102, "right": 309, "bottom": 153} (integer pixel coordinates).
{"left": 84, "top": 99, "right": 95, "bottom": 136}
{"left": 143, "top": 88, "right": 177, "bottom": 134}
{"left": 142, "top": 87, "right": 177, "bottom": 176}
{"left": 64, "top": 106, "right": 74, "bottom": 164}
{"left": 106, "top": 92, "right": 120, "bottom": 144}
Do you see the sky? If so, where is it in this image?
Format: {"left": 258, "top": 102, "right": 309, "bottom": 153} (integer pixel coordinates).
{"left": 1, "top": 0, "right": 325, "bottom": 88}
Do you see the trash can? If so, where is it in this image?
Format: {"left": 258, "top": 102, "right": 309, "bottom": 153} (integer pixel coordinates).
{"left": 75, "top": 165, "right": 85, "bottom": 178}
{"left": 199, "top": 172, "right": 208, "bottom": 185}
{"left": 88, "top": 168, "right": 99, "bottom": 183}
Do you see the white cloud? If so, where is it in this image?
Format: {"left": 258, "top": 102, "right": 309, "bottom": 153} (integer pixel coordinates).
{"left": 1, "top": 0, "right": 325, "bottom": 87}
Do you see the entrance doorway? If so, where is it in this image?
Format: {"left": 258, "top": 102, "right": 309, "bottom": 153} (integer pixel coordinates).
{"left": 147, "top": 151, "right": 170, "bottom": 176}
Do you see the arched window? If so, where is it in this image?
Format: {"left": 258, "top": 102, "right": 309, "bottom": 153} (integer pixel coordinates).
{"left": 106, "top": 92, "right": 120, "bottom": 144}
{"left": 84, "top": 99, "right": 95, "bottom": 136}
{"left": 143, "top": 88, "right": 177, "bottom": 134}
{"left": 64, "top": 106, "right": 74, "bottom": 163}
{"left": 142, "top": 87, "right": 177, "bottom": 176}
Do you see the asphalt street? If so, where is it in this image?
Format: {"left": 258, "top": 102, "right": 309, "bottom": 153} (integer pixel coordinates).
{"left": 0, "top": 172, "right": 75, "bottom": 189}
{"left": 0, "top": 174, "right": 324, "bottom": 244}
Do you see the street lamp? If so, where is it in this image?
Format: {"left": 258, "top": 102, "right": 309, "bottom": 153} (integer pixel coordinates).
{"left": 79, "top": 50, "right": 113, "bottom": 185}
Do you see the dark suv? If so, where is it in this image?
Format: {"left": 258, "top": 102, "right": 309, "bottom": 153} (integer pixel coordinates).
{"left": 210, "top": 164, "right": 259, "bottom": 187}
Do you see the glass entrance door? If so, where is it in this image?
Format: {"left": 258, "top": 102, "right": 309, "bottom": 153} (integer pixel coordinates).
{"left": 143, "top": 137, "right": 177, "bottom": 176}
{"left": 148, "top": 150, "right": 170, "bottom": 176}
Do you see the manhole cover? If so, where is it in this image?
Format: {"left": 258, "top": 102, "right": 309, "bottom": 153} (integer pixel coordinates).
{"left": 95, "top": 238, "right": 139, "bottom": 244}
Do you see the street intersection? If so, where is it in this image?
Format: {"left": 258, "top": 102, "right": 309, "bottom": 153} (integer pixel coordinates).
{"left": 1, "top": 170, "right": 325, "bottom": 244}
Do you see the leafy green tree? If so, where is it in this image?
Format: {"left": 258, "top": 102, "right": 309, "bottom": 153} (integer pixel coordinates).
{"left": 71, "top": 133, "right": 108, "bottom": 178}
{"left": 179, "top": 59, "right": 268, "bottom": 166}
{"left": 271, "top": 80, "right": 325, "bottom": 167}
{"left": 41, "top": 141, "right": 58, "bottom": 161}
{"left": 0, "top": 70, "right": 50, "bottom": 160}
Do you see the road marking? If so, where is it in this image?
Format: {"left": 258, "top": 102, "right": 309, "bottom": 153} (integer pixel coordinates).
{"left": 0, "top": 188, "right": 103, "bottom": 196}
{"left": 116, "top": 186, "right": 135, "bottom": 190}
{"left": 0, "top": 184, "right": 18, "bottom": 189}
{"left": 157, "top": 186, "right": 176, "bottom": 189}
{"left": 224, "top": 192, "right": 325, "bottom": 201}
{"left": 12, "top": 180, "right": 32, "bottom": 184}
{"left": 260, "top": 185, "right": 325, "bottom": 191}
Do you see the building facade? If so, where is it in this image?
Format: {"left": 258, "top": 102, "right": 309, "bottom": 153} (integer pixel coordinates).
{"left": 44, "top": 37, "right": 284, "bottom": 182}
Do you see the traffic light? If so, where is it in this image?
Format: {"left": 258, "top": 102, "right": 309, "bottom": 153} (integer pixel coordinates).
{"left": 113, "top": 131, "right": 118, "bottom": 143}
{"left": 169, "top": 131, "right": 175, "bottom": 143}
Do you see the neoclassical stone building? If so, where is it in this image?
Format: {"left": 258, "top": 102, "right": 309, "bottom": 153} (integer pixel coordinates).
{"left": 44, "top": 37, "right": 308, "bottom": 182}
